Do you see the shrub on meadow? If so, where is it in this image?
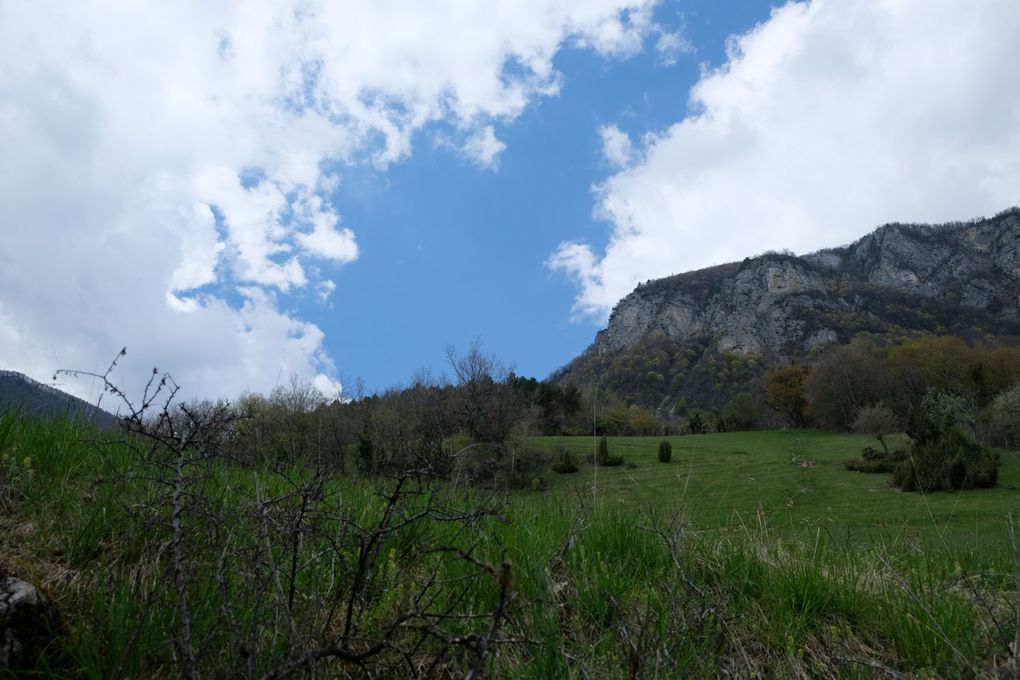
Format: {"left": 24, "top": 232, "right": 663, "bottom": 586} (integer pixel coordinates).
{"left": 552, "top": 449, "right": 579, "bottom": 474}
{"left": 845, "top": 446, "right": 904, "bottom": 473}
{"left": 594, "top": 435, "right": 624, "bottom": 467}
{"left": 657, "top": 440, "right": 672, "bottom": 463}
{"left": 893, "top": 392, "right": 999, "bottom": 492}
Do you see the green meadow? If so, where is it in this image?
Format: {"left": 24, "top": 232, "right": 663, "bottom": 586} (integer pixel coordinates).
{"left": 531, "top": 431, "right": 1020, "bottom": 554}
{"left": 4, "top": 413, "right": 1020, "bottom": 677}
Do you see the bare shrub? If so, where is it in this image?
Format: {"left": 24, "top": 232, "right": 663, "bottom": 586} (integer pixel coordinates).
{"left": 59, "top": 350, "right": 528, "bottom": 679}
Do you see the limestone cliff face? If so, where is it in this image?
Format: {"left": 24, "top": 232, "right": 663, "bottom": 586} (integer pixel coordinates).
{"left": 591, "top": 209, "right": 1020, "bottom": 360}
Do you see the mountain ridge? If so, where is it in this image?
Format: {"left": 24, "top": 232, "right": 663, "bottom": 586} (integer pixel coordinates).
{"left": 554, "top": 208, "right": 1020, "bottom": 416}
{"left": 0, "top": 370, "right": 119, "bottom": 428}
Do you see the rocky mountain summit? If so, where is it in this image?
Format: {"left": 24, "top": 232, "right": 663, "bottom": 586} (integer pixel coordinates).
{"left": 595, "top": 209, "right": 1020, "bottom": 357}
{"left": 556, "top": 209, "right": 1020, "bottom": 414}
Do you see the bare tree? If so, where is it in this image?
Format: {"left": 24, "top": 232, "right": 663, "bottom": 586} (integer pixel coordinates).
{"left": 852, "top": 403, "right": 900, "bottom": 454}
{"left": 445, "top": 340, "right": 524, "bottom": 446}
{"left": 807, "top": 342, "right": 888, "bottom": 431}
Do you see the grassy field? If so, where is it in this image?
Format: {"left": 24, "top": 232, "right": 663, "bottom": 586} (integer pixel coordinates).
{"left": 4, "top": 415, "right": 1020, "bottom": 677}
{"left": 530, "top": 431, "right": 1020, "bottom": 554}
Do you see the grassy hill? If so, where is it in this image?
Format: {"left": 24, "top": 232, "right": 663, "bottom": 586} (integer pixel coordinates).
{"left": 4, "top": 414, "right": 1020, "bottom": 677}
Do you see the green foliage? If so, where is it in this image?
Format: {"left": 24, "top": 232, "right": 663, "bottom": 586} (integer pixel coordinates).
{"left": 556, "top": 335, "right": 770, "bottom": 424}
{"left": 719, "top": 391, "right": 762, "bottom": 431}
{"left": 894, "top": 430, "right": 998, "bottom": 492}
{"left": 657, "top": 439, "right": 672, "bottom": 463}
{"left": 455, "top": 442, "right": 549, "bottom": 489}
{"left": 6, "top": 416, "right": 1020, "bottom": 678}
{"left": 887, "top": 336, "right": 1020, "bottom": 408}
{"left": 845, "top": 446, "right": 905, "bottom": 473}
{"left": 894, "top": 393, "right": 999, "bottom": 492}
{"left": 593, "top": 395, "right": 666, "bottom": 436}
{"left": 357, "top": 419, "right": 376, "bottom": 471}
{"left": 685, "top": 409, "right": 709, "bottom": 435}
{"left": 595, "top": 435, "right": 624, "bottom": 467}
{"left": 984, "top": 382, "right": 1020, "bottom": 449}
{"left": 807, "top": 341, "right": 888, "bottom": 430}
{"left": 551, "top": 448, "right": 579, "bottom": 474}
{"left": 508, "top": 375, "right": 582, "bottom": 435}
{"left": 765, "top": 364, "right": 810, "bottom": 428}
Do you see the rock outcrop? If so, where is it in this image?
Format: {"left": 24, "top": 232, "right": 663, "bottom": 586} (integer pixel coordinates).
{"left": 1, "top": 576, "right": 51, "bottom": 669}
{"left": 556, "top": 209, "right": 1020, "bottom": 414}
{"left": 592, "top": 209, "right": 1020, "bottom": 358}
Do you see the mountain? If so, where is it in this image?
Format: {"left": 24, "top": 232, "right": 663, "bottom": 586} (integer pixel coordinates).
{"left": 554, "top": 208, "right": 1020, "bottom": 416}
{"left": 0, "top": 370, "right": 119, "bottom": 428}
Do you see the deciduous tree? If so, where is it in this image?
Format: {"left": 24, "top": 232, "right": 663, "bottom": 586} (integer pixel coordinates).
{"left": 764, "top": 364, "right": 809, "bottom": 428}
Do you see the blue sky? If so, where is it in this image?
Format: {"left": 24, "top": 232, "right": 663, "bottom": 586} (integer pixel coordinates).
{"left": 2, "top": 0, "right": 1018, "bottom": 401}
{"left": 320, "top": 0, "right": 777, "bottom": 390}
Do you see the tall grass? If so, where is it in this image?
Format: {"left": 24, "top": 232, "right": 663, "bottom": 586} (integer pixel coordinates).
{"left": 3, "top": 414, "right": 1019, "bottom": 677}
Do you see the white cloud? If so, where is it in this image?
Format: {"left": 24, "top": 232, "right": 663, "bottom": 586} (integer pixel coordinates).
{"left": 0, "top": 0, "right": 657, "bottom": 400}
{"left": 573, "top": 2, "right": 655, "bottom": 57}
{"left": 653, "top": 29, "right": 692, "bottom": 66}
{"left": 464, "top": 126, "right": 507, "bottom": 170}
{"left": 298, "top": 221, "right": 359, "bottom": 264}
{"left": 314, "top": 279, "right": 337, "bottom": 304}
{"left": 169, "top": 204, "right": 224, "bottom": 292}
{"left": 598, "top": 124, "right": 634, "bottom": 168}
{"left": 552, "top": 0, "right": 1020, "bottom": 319}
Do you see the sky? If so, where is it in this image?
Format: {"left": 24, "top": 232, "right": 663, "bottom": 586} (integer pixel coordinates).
{"left": 2, "top": 0, "right": 1019, "bottom": 403}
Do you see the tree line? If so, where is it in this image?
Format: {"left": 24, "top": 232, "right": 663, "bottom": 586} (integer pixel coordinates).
{"left": 166, "top": 334, "right": 1018, "bottom": 491}
{"left": 764, "top": 335, "right": 1020, "bottom": 446}
{"left": 224, "top": 343, "right": 591, "bottom": 488}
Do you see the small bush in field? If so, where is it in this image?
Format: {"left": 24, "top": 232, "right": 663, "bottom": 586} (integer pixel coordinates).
{"left": 601, "top": 453, "right": 624, "bottom": 467}
{"left": 657, "top": 440, "right": 672, "bottom": 463}
{"left": 590, "top": 438, "right": 624, "bottom": 467}
{"left": 592, "top": 435, "right": 623, "bottom": 466}
{"left": 845, "top": 446, "right": 905, "bottom": 473}
{"left": 894, "top": 427, "right": 998, "bottom": 492}
{"left": 552, "top": 449, "right": 579, "bottom": 474}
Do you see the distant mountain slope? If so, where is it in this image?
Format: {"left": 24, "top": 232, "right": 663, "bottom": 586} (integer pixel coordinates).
{"left": 0, "top": 370, "right": 118, "bottom": 427}
{"left": 554, "top": 208, "right": 1020, "bottom": 415}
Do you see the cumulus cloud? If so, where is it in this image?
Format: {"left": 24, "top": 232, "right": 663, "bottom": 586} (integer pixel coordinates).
{"left": 551, "top": 0, "right": 1020, "bottom": 319}
{"left": 0, "top": 0, "right": 657, "bottom": 399}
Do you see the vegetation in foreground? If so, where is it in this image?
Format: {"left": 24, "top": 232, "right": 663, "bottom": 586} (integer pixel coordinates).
{"left": 4, "top": 407, "right": 1020, "bottom": 678}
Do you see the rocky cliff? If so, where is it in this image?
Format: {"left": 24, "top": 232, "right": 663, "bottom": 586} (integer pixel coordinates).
{"left": 555, "top": 209, "right": 1020, "bottom": 414}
